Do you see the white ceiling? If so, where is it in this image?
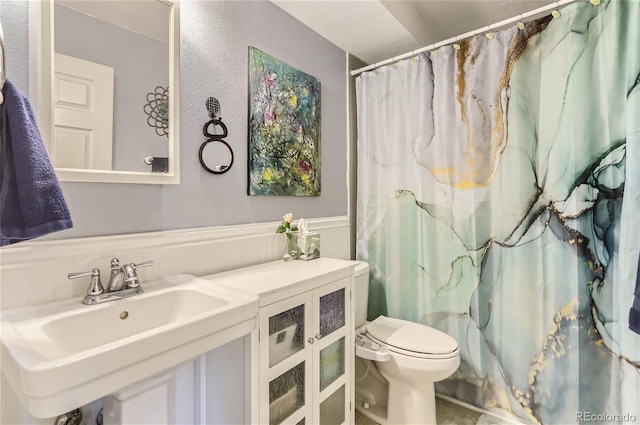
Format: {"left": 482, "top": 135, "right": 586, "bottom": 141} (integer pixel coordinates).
{"left": 272, "top": 0, "right": 555, "bottom": 65}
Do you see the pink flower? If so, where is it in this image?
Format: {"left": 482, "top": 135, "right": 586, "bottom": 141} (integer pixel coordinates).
{"left": 298, "top": 161, "right": 310, "bottom": 173}
{"left": 276, "top": 213, "right": 298, "bottom": 238}
{"left": 266, "top": 75, "right": 276, "bottom": 87}
{"left": 264, "top": 111, "right": 276, "bottom": 125}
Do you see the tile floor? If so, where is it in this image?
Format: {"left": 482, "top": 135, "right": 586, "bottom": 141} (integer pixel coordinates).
{"left": 355, "top": 397, "right": 515, "bottom": 425}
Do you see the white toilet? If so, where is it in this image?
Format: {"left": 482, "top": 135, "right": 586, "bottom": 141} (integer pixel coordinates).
{"left": 352, "top": 261, "right": 460, "bottom": 425}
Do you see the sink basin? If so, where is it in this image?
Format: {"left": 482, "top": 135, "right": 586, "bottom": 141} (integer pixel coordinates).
{"left": 41, "top": 286, "right": 229, "bottom": 354}
{"left": 1, "top": 274, "right": 259, "bottom": 418}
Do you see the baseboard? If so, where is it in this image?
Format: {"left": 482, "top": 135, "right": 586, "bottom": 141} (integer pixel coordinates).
{"left": 436, "top": 394, "right": 529, "bottom": 425}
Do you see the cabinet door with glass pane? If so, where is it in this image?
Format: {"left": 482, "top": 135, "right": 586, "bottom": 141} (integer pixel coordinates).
{"left": 312, "top": 278, "right": 351, "bottom": 425}
{"left": 258, "top": 277, "right": 352, "bottom": 425}
{"left": 259, "top": 292, "right": 313, "bottom": 425}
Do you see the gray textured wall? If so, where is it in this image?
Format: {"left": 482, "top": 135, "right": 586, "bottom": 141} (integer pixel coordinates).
{"left": 349, "top": 54, "right": 366, "bottom": 259}
{"left": 2, "top": 0, "right": 348, "bottom": 239}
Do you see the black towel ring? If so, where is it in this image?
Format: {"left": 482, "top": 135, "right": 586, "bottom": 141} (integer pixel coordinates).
{"left": 199, "top": 139, "right": 234, "bottom": 175}
{"left": 199, "top": 97, "right": 234, "bottom": 175}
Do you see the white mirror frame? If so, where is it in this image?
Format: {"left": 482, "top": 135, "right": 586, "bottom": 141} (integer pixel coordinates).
{"left": 29, "top": 0, "right": 180, "bottom": 184}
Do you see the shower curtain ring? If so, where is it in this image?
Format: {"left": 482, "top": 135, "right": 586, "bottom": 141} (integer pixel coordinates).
{"left": 453, "top": 37, "right": 461, "bottom": 50}
{"left": 551, "top": 0, "right": 561, "bottom": 18}
{"left": 517, "top": 15, "right": 525, "bottom": 30}
{"left": 484, "top": 24, "right": 495, "bottom": 40}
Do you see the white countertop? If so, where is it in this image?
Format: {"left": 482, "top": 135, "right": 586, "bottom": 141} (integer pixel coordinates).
{"left": 201, "top": 257, "right": 356, "bottom": 306}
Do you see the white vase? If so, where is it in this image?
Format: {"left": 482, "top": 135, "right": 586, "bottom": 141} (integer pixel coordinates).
{"left": 283, "top": 232, "right": 300, "bottom": 261}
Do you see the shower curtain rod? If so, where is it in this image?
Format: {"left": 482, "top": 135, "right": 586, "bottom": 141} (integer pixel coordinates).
{"left": 350, "top": 0, "right": 585, "bottom": 76}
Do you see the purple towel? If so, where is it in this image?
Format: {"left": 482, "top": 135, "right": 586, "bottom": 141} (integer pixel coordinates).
{"left": 630, "top": 255, "right": 640, "bottom": 334}
{"left": 0, "top": 79, "right": 73, "bottom": 245}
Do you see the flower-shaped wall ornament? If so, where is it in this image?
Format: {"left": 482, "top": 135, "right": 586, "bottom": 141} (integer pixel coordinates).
{"left": 143, "top": 86, "right": 169, "bottom": 137}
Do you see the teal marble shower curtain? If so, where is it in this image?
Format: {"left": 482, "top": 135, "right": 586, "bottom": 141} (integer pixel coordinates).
{"left": 356, "top": 2, "right": 640, "bottom": 424}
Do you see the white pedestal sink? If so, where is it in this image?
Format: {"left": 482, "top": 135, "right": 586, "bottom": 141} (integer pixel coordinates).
{"left": 0, "top": 274, "right": 259, "bottom": 418}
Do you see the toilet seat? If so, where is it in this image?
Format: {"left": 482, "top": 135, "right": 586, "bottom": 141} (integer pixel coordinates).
{"left": 366, "top": 316, "right": 459, "bottom": 359}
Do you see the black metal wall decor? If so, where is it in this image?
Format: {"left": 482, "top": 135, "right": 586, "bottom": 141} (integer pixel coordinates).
{"left": 199, "top": 97, "right": 234, "bottom": 175}
{"left": 143, "top": 86, "right": 169, "bottom": 137}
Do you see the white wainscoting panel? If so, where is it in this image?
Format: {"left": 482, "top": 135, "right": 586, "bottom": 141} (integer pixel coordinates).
{"left": 0, "top": 216, "right": 350, "bottom": 311}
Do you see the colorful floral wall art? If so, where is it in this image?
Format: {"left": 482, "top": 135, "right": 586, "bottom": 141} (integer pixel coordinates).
{"left": 248, "top": 47, "right": 321, "bottom": 196}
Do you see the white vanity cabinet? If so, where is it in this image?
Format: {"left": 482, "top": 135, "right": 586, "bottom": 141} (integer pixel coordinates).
{"left": 259, "top": 276, "right": 351, "bottom": 425}
{"left": 205, "top": 258, "right": 354, "bottom": 425}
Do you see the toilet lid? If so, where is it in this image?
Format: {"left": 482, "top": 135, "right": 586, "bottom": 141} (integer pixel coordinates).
{"left": 366, "top": 316, "right": 458, "bottom": 356}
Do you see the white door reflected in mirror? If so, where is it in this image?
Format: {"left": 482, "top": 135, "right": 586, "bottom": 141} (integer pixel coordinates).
{"left": 30, "top": 0, "right": 180, "bottom": 184}
{"left": 54, "top": 53, "right": 114, "bottom": 170}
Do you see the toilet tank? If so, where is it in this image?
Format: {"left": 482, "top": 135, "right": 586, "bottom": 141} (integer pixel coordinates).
{"left": 353, "top": 261, "right": 370, "bottom": 328}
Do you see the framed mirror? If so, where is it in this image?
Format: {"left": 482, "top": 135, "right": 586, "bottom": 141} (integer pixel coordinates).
{"left": 29, "top": 0, "right": 180, "bottom": 184}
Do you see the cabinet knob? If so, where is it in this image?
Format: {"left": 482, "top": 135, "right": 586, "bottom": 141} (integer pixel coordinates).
{"left": 307, "top": 337, "right": 315, "bottom": 344}
{"left": 315, "top": 334, "right": 322, "bottom": 340}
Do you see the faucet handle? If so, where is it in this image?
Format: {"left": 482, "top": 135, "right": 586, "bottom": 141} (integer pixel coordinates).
{"left": 68, "top": 268, "right": 104, "bottom": 296}
{"left": 122, "top": 260, "right": 154, "bottom": 289}
{"left": 68, "top": 269, "right": 98, "bottom": 280}
{"left": 132, "top": 260, "right": 154, "bottom": 269}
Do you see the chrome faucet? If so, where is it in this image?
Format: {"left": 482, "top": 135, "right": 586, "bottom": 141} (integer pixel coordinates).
{"left": 106, "top": 258, "right": 126, "bottom": 292}
{"left": 68, "top": 258, "right": 154, "bottom": 305}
